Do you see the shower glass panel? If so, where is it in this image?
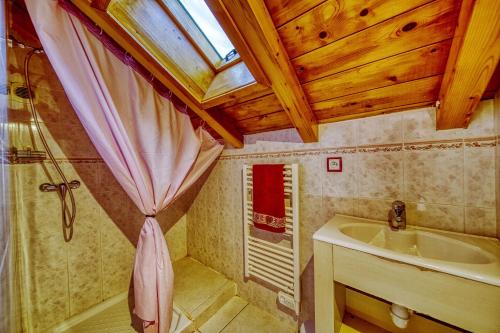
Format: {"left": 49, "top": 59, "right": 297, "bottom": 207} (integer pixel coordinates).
{"left": 0, "top": 1, "right": 14, "bottom": 332}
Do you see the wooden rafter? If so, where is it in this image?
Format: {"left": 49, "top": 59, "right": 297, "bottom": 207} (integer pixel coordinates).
{"left": 207, "top": 0, "right": 318, "bottom": 143}
{"left": 437, "top": 0, "right": 500, "bottom": 129}
{"left": 90, "top": 0, "right": 110, "bottom": 11}
{"left": 70, "top": 0, "right": 244, "bottom": 148}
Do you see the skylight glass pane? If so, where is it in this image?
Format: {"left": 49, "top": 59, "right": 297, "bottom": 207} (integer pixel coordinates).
{"left": 178, "top": 0, "right": 234, "bottom": 59}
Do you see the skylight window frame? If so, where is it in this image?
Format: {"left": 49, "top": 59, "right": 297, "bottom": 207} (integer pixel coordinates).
{"left": 158, "top": 0, "right": 239, "bottom": 72}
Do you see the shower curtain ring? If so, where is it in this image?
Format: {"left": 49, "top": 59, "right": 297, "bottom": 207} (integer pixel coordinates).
{"left": 95, "top": 23, "right": 103, "bottom": 36}
{"left": 124, "top": 52, "right": 132, "bottom": 63}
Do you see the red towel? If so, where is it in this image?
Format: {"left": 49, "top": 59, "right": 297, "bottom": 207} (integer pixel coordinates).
{"left": 252, "top": 164, "right": 286, "bottom": 233}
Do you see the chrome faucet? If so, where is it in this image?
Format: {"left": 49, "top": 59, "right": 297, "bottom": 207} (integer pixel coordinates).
{"left": 388, "top": 200, "right": 406, "bottom": 230}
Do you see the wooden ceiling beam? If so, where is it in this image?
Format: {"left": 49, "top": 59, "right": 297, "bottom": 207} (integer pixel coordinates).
{"left": 70, "top": 0, "right": 243, "bottom": 148}
{"left": 436, "top": 0, "right": 500, "bottom": 129}
{"left": 90, "top": 0, "right": 110, "bottom": 11}
{"left": 208, "top": 0, "right": 318, "bottom": 142}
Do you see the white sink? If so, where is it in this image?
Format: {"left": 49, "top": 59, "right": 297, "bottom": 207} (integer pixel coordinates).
{"left": 313, "top": 215, "right": 500, "bottom": 286}
{"left": 339, "top": 223, "right": 494, "bottom": 264}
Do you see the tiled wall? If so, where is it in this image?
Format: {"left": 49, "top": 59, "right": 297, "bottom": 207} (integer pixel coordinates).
{"left": 495, "top": 92, "right": 500, "bottom": 239}
{"left": 6, "top": 48, "right": 189, "bottom": 332}
{"left": 186, "top": 101, "right": 497, "bottom": 326}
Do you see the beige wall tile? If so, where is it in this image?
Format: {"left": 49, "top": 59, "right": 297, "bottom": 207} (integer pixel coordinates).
{"left": 322, "top": 196, "right": 356, "bottom": 219}
{"left": 356, "top": 198, "right": 393, "bottom": 221}
{"left": 356, "top": 113, "right": 403, "bottom": 145}
{"left": 404, "top": 148, "right": 464, "bottom": 205}
{"left": 464, "top": 146, "right": 496, "bottom": 208}
{"left": 463, "top": 100, "right": 495, "bottom": 139}
{"left": 465, "top": 207, "right": 497, "bottom": 237}
{"left": 319, "top": 120, "right": 356, "bottom": 148}
{"left": 322, "top": 153, "right": 356, "bottom": 198}
{"left": 406, "top": 202, "right": 464, "bottom": 232}
{"left": 357, "top": 151, "right": 404, "bottom": 200}
{"left": 165, "top": 215, "right": 188, "bottom": 262}
{"left": 64, "top": 163, "right": 103, "bottom": 315}
{"left": 13, "top": 164, "right": 70, "bottom": 331}
{"left": 403, "top": 107, "right": 463, "bottom": 142}
{"left": 100, "top": 210, "right": 135, "bottom": 300}
{"left": 300, "top": 155, "right": 322, "bottom": 196}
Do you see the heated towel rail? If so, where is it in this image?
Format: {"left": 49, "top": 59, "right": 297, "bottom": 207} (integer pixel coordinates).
{"left": 243, "top": 164, "right": 300, "bottom": 315}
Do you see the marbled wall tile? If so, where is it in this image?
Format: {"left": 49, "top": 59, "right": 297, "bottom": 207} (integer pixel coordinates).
{"left": 319, "top": 120, "right": 356, "bottom": 148}
{"left": 15, "top": 164, "right": 71, "bottom": 331}
{"left": 357, "top": 151, "right": 403, "bottom": 200}
{"left": 464, "top": 146, "right": 496, "bottom": 208}
{"left": 356, "top": 198, "right": 392, "bottom": 221}
{"left": 100, "top": 211, "right": 135, "bottom": 300}
{"left": 407, "top": 202, "right": 464, "bottom": 232}
{"left": 463, "top": 100, "right": 495, "bottom": 139}
{"left": 66, "top": 163, "right": 102, "bottom": 315}
{"left": 402, "top": 107, "right": 462, "bottom": 142}
{"left": 322, "top": 196, "right": 356, "bottom": 220}
{"left": 300, "top": 155, "right": 322, "bottom": 196}
{"left": 404, "top": 147, "right": 464, "bottom": 205}
{"left": 465, "top": 207, "right": 496, "bottom": 237}
{"left": 68, "top": 214, "right": 102, "bottom": 315}
{"left": 300, "top": 194, "right": 325, "bottom": 269}
{"left": 165, "top": 215, "right": 187, "bottom": 262}
{"left": 322, "top": 153, "right": 356, "bottom": 198}
{"left": 356, "top": 113, "right": 403, "bottom": 145}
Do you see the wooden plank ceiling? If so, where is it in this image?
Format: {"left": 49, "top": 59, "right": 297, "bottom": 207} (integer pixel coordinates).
{"left": 10, "top": 0, "right": 500, "bottom": 146}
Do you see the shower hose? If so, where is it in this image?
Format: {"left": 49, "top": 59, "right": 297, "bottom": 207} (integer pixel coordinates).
{"left": 24, "top": 49, "right": 77, "bottom": 242}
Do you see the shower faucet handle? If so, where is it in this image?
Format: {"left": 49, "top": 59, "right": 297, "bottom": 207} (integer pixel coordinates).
{"left": 39, "top": 183, "right": 58, "bottom": 192}
{"left": 39, "top": 180, "right": 80, "bottom": 192}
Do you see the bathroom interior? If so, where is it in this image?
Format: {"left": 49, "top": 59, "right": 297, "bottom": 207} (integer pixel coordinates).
{"left": 1, "top": 0, "right": 499, "bottom": 332}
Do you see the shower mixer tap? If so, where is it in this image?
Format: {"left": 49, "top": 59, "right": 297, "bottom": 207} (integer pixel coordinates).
{"left": 39, "top": 180, "right": 81, "bottom": 192}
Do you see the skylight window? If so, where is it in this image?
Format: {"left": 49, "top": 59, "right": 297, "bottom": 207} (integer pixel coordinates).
{"left": 178, "top": 0, "right": 235, "bottom": 59}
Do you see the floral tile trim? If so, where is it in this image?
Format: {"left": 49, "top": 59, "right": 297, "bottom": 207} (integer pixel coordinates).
{"left": 404, "top": 142, "right": 463, "bottom": 151}
{"left": 219, "top": 136, "right": 496, "bottom": 161}
{"left": 358, "top": 144, "right": 403, "bottom": 153}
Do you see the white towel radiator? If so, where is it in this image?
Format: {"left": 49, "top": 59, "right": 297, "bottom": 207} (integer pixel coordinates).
{"left": 242, "top": 164, "right": 300, "bottom": 315}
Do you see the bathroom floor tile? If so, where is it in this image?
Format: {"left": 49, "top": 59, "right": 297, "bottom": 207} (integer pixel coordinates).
{"left": 220, "top": 302, "right": 295, "bottom": 333}
{"left": 173, "top": 257, "right": 236, "bottom": 320}
{"left": 199, "top": 296, "right": 248, "bottom": 333}
{"left": 63, "top": 298, "right": 136, "bottom": 333}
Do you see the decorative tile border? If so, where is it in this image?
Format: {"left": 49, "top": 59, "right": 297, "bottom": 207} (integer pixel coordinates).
{"left": 404, "top": 142, "right": 463, "bottom": 151}
{"left": 219, "top": 136, "right": 497, "bottom": 161}
{"left": 358, "top": 144, "right": 403, "bottom": 153}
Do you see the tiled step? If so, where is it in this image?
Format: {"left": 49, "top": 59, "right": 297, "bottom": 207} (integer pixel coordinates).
{"left": 198, "top": 297, "right": 248, "bottom": 333}
{"left": 173, "top": 257, "right": 237, "bottom": 329}
{"left": 217, "top": 300, "right": 296, "bottom": 333}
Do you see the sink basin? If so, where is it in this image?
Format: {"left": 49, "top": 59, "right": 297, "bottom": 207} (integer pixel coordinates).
{"left": 339, "top": 223, "right": 494, "bottom": 264}
{"left": 313, "top": 215, "right": 500, "bottom": 287}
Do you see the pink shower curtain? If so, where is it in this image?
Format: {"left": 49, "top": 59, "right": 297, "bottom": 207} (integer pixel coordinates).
{"left": 24, "top": 1, "right": 223, "bottom": 332}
